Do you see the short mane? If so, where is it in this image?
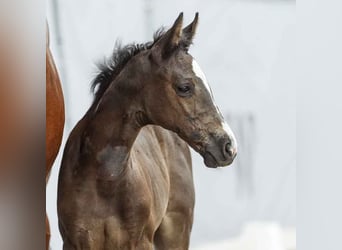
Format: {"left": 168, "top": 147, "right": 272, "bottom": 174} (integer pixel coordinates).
{"left": 91, "top": 28, "right": 166, "bottom": 106}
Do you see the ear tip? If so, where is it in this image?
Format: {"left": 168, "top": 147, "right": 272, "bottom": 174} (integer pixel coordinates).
{"left": 174, "top": 12, "right": 184, "bottom": 24}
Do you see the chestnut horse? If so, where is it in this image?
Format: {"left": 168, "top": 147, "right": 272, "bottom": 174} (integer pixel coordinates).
{"left": 58, "top": 13, "right": 237, "bottom": 249}
{"left": 46, "top": 23, "right": 65, "bottom": 250}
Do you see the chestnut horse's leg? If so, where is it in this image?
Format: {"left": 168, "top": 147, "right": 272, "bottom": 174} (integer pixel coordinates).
{"left": 46, "top": 23, "right": 65, "bottom": 250}
{"left": 46, "top": 216, "right": 50, "bottom": 250}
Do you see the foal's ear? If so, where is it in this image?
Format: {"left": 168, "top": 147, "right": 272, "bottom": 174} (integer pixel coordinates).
{"left": 152, "top": 12, "right": 183, "bottom": 60}
{"left": 181, "top": 12, "right": 199, "bottom": 51}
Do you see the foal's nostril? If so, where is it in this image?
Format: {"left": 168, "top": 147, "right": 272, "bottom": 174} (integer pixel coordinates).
{"left": 225, "top": 142, "right": 230, "bottom": 153}
{"left": 224, "top": 140, "right": 236, "bottom": 159}
{"left": 225, "top": 143, "right": 232, "bottom": 156}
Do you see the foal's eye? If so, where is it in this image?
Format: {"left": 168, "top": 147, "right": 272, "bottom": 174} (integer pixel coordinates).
{"left": 175, "top": 83, "right": 193, "bottom": 97}
{"left": 177, "top": 85, "right": 191, "bottom": 93}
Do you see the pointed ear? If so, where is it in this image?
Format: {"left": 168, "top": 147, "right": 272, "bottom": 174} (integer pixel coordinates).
{"left": 152, "top": 13, "right": 184, "bottom": 60}
{"left": 181, "top": 12, "right": 199, "bottom": 51}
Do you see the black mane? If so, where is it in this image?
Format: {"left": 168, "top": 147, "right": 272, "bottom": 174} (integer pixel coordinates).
{"left": 91, "top": 28, "right": 166, "bottom": 106}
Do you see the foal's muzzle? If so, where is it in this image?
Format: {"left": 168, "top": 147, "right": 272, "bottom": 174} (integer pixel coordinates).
{"left": 203, "top": 135, "right": 237, "bottom": 168}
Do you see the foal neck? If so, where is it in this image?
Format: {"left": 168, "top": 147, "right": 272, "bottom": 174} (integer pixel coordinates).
{"left": 84, "top": 80, "right": 146, "bottom": 180}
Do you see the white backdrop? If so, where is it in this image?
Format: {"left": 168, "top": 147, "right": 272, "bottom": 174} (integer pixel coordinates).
{"left": 47, "top": 0, "right": 296, "bottom": 249}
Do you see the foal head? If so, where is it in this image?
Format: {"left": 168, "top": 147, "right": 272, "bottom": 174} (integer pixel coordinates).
{"left": 93, "top": 13, "right": 237, "bottom": 168}
{"left": 136, "top": 13, "right": 237, "bottom": 167}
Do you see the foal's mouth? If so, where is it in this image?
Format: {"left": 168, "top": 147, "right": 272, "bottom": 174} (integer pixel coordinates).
{"left": 203, "top": 151, "right": 219, "bottom": 168}
{"left": 181, "top": 132, "right": 237, "bottom": 168}
{"left": 202, "top": 150, "right": 235, "bottom": 168}
{"left": 186, "top": 141, "right": 220, "bottom": 168}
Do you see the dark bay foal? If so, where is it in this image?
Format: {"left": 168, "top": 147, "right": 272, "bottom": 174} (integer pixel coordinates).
{"left": 58, "top": 13, "right": 237, "bottom": 250}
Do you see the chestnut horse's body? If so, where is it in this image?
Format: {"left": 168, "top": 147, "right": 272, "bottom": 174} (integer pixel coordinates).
{"left": 46, "top": 25, "right": 65, "bottom": 250}
{"left": 58, "top": 13, "right": 237, "bottom": 249}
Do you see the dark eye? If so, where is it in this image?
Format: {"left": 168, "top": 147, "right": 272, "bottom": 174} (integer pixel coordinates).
{"left": 175, "top": 83, "right": 193, "bottom": 97}
{"left": 177, "top": 85, "right": 191, "bottom": 93}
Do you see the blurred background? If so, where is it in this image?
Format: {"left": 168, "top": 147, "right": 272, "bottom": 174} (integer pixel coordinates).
{"left": 46, "top": 0, "right": 295, "bottom": 249}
